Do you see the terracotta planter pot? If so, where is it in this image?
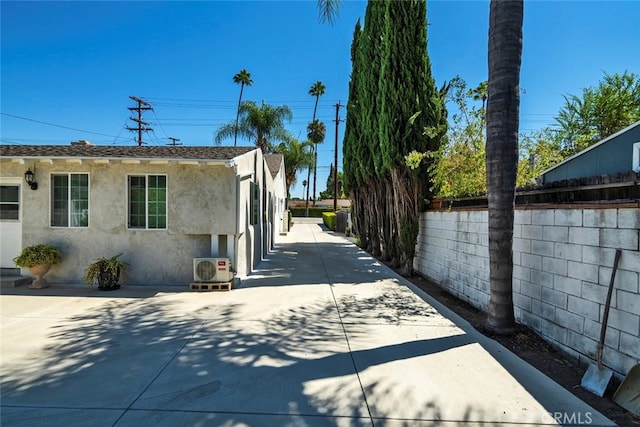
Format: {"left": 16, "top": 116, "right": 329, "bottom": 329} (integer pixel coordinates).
{"left": 28, "top": 263, "right": 52, "bottom": 289}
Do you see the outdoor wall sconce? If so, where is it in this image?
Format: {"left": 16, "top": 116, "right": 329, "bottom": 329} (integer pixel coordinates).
{"left": 24, "top": 167, "right": 38, "bottom": 190}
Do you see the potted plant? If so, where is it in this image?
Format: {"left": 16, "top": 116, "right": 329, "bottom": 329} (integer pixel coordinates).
{"left": 13, "top": 243, "right": 62, "bottom": 289}
{"left": 84, "top": 253, "right": 129, "bottom": 291}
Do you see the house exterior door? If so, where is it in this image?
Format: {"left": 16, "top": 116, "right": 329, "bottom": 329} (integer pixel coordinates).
{"left": 0, "top": 180, "right": 22, "bottom": 268}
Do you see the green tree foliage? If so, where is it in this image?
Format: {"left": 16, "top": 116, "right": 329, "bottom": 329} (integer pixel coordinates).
{"left": 274, "top": 136, "right": 314, "bottom": 200}
{"left": 517, "top": 128, "right": 564, "bottom": 185}
{"left": 343, "top": 0, "right": 447, "bottom": 275}
{"left": 433, "top": 76, "right": 568, "bottom": 197}
{"left": 215, "top": 100, "right": 292, "bottom": 153}
{"left": 319, "top": 163, "right": 345, "bottom": 199}
{"left": 555, "top": 71, "right": 640, "bottom": 155}
{"left": 307, "top": 119, "right": 326, "bottom": 144}
{"left": 433, "top": 77, "right": 487, "bottom": 198}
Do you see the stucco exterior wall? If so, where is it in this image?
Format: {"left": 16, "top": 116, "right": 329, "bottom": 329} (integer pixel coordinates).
{"left": 271, "top": 160, "right": 287, "bottom": 239}
{"left": 231, "top": 149, "right": 263, "bottom": 278}
{"left": 1, "top": 151, "right": 265, "bottom": 285}
{"left": 414, "top": 207, "right": 640, "bottom": 378}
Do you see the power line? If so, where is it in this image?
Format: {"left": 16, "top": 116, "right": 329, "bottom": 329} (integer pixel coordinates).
{"left": 150, "top": 108, "right": 172, "bottom": 142}
{"left": 0, "top": 112, "right": 120, "bottom": 138}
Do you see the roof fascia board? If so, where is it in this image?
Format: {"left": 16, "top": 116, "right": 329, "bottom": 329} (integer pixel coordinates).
{"left": 1, "top": 155, "right": 231, "bottom": 165}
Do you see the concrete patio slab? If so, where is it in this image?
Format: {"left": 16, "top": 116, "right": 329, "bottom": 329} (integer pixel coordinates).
{"left": 0, "top": 218, "right": 615, "bottom": 426}
{"left": 0, "top": 407, "right": 125, "bottom": 427}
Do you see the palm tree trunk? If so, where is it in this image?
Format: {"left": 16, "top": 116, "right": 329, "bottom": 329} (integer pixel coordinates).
{"left": 485, "top": 0, "right": 523, "bottom": 334}
{"left": 312, "top": 147, "right": 318, "bottom": 207}
{"left": 311, "top": 96, "right": 320, "bottom": 208}
{"left": 234, "top": 83, "right": 245, "bottom": 147}
{"left": 305, "top": 148, "right": 313, "bottom": 217}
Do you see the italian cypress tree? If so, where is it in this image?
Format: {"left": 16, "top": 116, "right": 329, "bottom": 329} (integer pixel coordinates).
{"left": 384, "top": 0, "right": 447, "bottom": 275}
{"left": 343, "top": 0, "right": 447, "bottom": 275}
{"left": 343, "top": 20, "right": 369, "bottom": 247}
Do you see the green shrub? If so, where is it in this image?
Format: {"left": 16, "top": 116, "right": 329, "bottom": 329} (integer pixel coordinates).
{"left": 13, "top": 244, "right": 62, "bottom": 268}
{"left": 289, "top": 207, "right": 333, "bottom": 218}
{"left": 84, "top": 253, "right": 129, "bottom": 288}
{"left": 323, "top": 212, "right": 336, "bottom": 230}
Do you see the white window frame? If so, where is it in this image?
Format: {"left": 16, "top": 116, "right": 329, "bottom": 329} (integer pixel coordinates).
{"left": 633, "top": 142, "right": 640, "bottom": 173}
{"left": 50, "top": 173, "right": 90, "bottom": 228}
{"left": 0, "top": 183, "right": 21, "bottom": 222}
{"left": 127, "top": 174, "right": 168, "bottom": 230}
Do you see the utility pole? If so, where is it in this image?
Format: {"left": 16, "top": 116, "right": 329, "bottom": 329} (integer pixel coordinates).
{"left": 126, "top": 96, "right": 153, "bottom": 146}
{"left": 333, "top": 102, "right": 343, "bottom": 212}
{"left": 167, "top": 137, "right": 182, "bottom": 146}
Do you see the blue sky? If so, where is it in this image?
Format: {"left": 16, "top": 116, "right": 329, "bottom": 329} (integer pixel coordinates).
{"left": 1, "top": 1, "right": 638, "bottom": 199}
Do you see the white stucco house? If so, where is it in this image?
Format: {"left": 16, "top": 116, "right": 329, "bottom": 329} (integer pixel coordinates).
{"left": 0, "top": 142, "right": 287, "bottom": 286}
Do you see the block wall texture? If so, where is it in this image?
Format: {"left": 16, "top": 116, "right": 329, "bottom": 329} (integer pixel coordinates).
{"left": 414, "top": 207, "right": 640, "bottom": 377}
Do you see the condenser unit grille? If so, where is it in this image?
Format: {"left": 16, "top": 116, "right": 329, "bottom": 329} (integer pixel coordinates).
{"left": 193, "top": 258, "right": 233, "bottom": 282}
{"left": 195, "top": 260, "right": 216, "bottom": 281}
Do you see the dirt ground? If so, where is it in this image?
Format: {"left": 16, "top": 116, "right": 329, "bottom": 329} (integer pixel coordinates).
{"left": 403, "top": 272, "right": 640, "bottom": 427}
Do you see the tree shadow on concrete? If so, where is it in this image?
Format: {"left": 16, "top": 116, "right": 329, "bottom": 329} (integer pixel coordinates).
{"left": 0, "top": 286, "right": 519, "bottom": 427}
{"left": 241, "top": 241, "right": 391, "bottom": 289}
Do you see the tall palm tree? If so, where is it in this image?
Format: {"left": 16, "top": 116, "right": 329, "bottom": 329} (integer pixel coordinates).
{"left": 232, "top": 69, "right": 253, "bottom": 146}
{"left": 309, "top": 81, "right": 326, "bottom": 120}
{"left": 485, "top": 0, "right": 523, "bottom": 334}
{"left": 306, "top": 81, "right": 326, "bottom": 211}
{"left": 215, "top": 100, "right": 292, "bottom": 153}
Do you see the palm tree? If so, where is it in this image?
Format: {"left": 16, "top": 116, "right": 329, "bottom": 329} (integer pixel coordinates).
{"left": 274, "top": 136, "right": 314, "bottom": 203}
{"left": 317, "top": 0, "right": 341, "bottom": 25}
{"left": 215, "top": 100, "right": 292, "bottom": 153}
{"left": 470, "top": 81, "right": 488, "bottom": 110}
{"left": 306, "top": 81, "right": 326, "bottom": 211}
{"left": 232, "top": 69, "right": 253, "bottom": 146}
{"left": 307, "top": 119, "right": 326, "bottom": 143}
{"left": 485, "top": 0, "right": 523, "bottom": 334}
{"left": 309, "top": 81, "right": 326, "bottom": 120}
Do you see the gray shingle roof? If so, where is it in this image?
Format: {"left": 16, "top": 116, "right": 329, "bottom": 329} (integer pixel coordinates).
{"left": 264, "top": 153, "right": 284, "bottom": 179}
{"left": 0, "top": 145, "right": 256, "bottom": 161}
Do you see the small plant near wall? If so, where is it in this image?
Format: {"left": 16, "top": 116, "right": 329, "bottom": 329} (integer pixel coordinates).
{"left": 84, "top": 254, "right": 129, "bottom": 291}
{"left": 13, "top": 243, "right": 62, "bottom": 289}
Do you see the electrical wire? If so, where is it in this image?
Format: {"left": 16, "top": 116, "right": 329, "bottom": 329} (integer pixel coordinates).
{"left": 1, "top": 112, "right": 120, "bottom": 138}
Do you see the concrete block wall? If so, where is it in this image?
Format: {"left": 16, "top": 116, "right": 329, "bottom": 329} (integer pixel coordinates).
{"left": 414, "top": 207, "right": 640, "bottom": 377}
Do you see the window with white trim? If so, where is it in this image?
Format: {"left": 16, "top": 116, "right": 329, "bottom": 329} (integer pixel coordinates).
{"left": 0, "top": 185, "right": 20, "bottom": 221}
{"left": 633, "top": 142, "right": 640, "bottom": 173}
{"left": 128, "top": 175, "right": 167, "bottom": 229}
{"left": 51, "top": 173, "right": 89, "bottom": 227}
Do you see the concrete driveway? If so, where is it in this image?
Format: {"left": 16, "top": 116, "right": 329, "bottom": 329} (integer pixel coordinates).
{"left": 0, "top": 218, "right": 613, "bottom": 426}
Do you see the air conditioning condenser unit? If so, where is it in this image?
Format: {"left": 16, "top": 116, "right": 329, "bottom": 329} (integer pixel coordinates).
{"left": 193, "top": 258, "right": 233, "bottom": 283}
